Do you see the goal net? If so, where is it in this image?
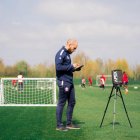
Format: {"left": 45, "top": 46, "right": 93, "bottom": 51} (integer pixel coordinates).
{"left": 0, "top": 78, "right": 57, "bottom": 106}
{"left": 96, "top": 75, "right": 112, "bottom": 86}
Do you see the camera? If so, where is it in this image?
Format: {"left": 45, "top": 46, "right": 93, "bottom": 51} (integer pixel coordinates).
{"left": 112, "top": 69, "right": 123, "bottom": 86}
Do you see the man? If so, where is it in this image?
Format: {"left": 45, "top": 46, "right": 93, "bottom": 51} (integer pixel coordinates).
{"left": 81, "top": 77, "right": 86, "bottom": 88}
{"left": 12, "top": 79, "right": 17, "bottom": 90}
{"left": 88, "top": 76, "right": 93, "bottom": 86}
{"left": 12, "top": 79, "right": 17, "bottom": 87}
{"left": 55, "top": 39, "right": 82, "bottom": 131}
{"left": 17, "top": 72, "right": 24, "bottom": 92}
{"left": 122, "top": 71, "right": 129, "bottom": 94}
{"left": 99, "top": 74, "right": 106, "bottom": 89}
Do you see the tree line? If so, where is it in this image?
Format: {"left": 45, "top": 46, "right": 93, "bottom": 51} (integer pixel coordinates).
{"left": 0, "top": 52, "right": 140, "bottom": 80}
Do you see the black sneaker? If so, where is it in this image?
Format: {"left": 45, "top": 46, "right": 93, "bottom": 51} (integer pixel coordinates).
{"left": 66, "top": 124, "right": 80, "bottom": 130}
{"left": 56, "top": 126, "right": 68, "bottom": 131}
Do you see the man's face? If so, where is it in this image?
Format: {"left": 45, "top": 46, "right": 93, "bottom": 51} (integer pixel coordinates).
{"left": 68, "top": 42, "right": 78, "bottom": 54}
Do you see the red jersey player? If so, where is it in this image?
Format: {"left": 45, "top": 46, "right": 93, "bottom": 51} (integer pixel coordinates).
{"left": 122, "top": 71, "right": 129, "bottom": 94}
{"left": 12, "top": 79, "right": 17, "bottom": 87}
{"left": 99, "top": 74, "right": 106, "bottom": 89}
{"left": 88, "top": 76, "right": 93, "bottom": 86}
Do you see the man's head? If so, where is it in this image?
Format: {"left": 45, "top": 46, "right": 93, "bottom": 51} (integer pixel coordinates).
{"left": 65, "top": 39, "right": 78, "bottom": 54}
{"left": 19, "top": 72, "right": 22, "bottom": 75}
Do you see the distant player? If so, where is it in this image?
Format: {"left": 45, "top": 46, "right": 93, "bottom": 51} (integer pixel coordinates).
{"left": 12, "top": 79, "right": 17, "bottom": 87}
{"left": 81, "top": 77, "right": 86, "bottom": 88}
{"left": 17, "top": 72, "right": 24, "bottom": 92}
{"left": 99, "top": 74, "right": 106, "bottom": 89}
{"left": 12, "top": 79, "right": 17, "bottom": 89}
{"left": 88, "top": 76, "right": 93, "bottom": 86}
{"left": 122, "top": 71, "right": 129, "bottom": 94}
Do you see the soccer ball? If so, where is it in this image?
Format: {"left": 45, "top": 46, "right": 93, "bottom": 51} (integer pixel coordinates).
{"left": 134, "top": 86, "right": 138, "bottom": 89}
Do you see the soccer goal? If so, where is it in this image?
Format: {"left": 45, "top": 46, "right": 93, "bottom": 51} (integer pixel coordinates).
{"left": 96, "top": 75, "right": 112, "bottom": 86}
{"left": 0, "top": 78, "right": 57, "bottom": 106}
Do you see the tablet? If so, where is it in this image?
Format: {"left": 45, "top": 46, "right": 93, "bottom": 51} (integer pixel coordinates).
{"left": 75, "top": 65, "right": 84, "bottom": 70}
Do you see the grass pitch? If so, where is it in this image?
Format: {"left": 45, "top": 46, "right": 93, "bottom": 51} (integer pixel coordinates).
{"left": 0, "top": 85, "right": 140, "bottom": 140}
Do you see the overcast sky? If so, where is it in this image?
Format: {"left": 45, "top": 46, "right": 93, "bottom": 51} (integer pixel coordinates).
{"left": 0, "top": 0, "right": 140, "bottom": 66}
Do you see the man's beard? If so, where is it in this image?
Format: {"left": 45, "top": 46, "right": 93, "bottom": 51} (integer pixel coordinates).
{"left": 68, "top": 49, "right": 72, "bottom": 54}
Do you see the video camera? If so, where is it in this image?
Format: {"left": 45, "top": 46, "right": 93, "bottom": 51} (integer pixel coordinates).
{"left": 112, "top": 69, "right": 123, "bottom": 86}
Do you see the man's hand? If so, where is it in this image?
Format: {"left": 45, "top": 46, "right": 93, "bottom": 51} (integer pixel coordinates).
{"left": 73, "top": 63, "right": 84, "bottom": 71}
{"left": 73, "top": 63, "right": 80, "bottom": 69}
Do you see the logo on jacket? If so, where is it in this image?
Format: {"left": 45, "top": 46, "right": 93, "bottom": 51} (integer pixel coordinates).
{"left": 65, "top": 87, "right": 69, "bottom": 92}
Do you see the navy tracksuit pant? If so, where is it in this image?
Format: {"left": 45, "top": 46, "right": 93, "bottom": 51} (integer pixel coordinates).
{"left": 56, "top": 80, "right": 76, "bottom": 127}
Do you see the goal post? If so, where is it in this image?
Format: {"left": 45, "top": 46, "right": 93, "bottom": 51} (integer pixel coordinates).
{"left": 0, "top": 79, "right": 4, "bottom": 104}
{"left": 96, "top": 75, "right": 113, "bottom": 86}
{"left": 0, "top": 78, "right": 57, "bottom": 106}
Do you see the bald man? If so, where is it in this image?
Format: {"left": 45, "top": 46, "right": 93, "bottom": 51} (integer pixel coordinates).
{"left": 55, "top": 39, "right": 81, "bottom": 131}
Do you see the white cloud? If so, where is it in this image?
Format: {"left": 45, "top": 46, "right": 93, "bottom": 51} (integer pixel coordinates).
{"left": 1, "top": 19, "right": 140, "bottom": 50}
{"left": 11, "top": 21, "right": 21, "bottom": 26}
{"left": 45, "top": 20, "right": 140, "bottom": 42}
{"left": 0, "top": 32, "right": 10, "bottom": 43}
{"left": 0, "top": 0, "right": 140, "bottom": 66}
{"left": 37, "top": 0, "right": 113, "bottom": 21}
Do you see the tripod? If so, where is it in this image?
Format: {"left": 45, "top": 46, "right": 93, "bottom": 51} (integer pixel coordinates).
{"left": 100, "top": 85, "right": 132, "bottom": 129}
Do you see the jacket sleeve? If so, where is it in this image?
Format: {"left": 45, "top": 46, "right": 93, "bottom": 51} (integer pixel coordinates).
{"left": 55, "top": 54, "right": 75, "bottom": 72}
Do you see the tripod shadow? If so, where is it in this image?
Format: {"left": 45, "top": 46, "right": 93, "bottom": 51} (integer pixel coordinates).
{"left": 110, "top": 122, "right": 120, "bottom": 125}
{"left": 100, "top": 122, "right": 120, "bottom": 127}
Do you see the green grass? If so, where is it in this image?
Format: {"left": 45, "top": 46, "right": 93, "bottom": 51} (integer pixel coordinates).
{"left": 0, "top": 85, "right": 140, "bottom": 140}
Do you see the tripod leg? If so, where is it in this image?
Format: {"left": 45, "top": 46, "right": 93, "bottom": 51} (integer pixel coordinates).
{"left": 100, "top": 86, "right": 114, "bottom": 127}
{"left": 118, "top": 88, "right": 132, "bottom": 128}
{"left": 113, "top": 88, "right": 117, "bottom": 130}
